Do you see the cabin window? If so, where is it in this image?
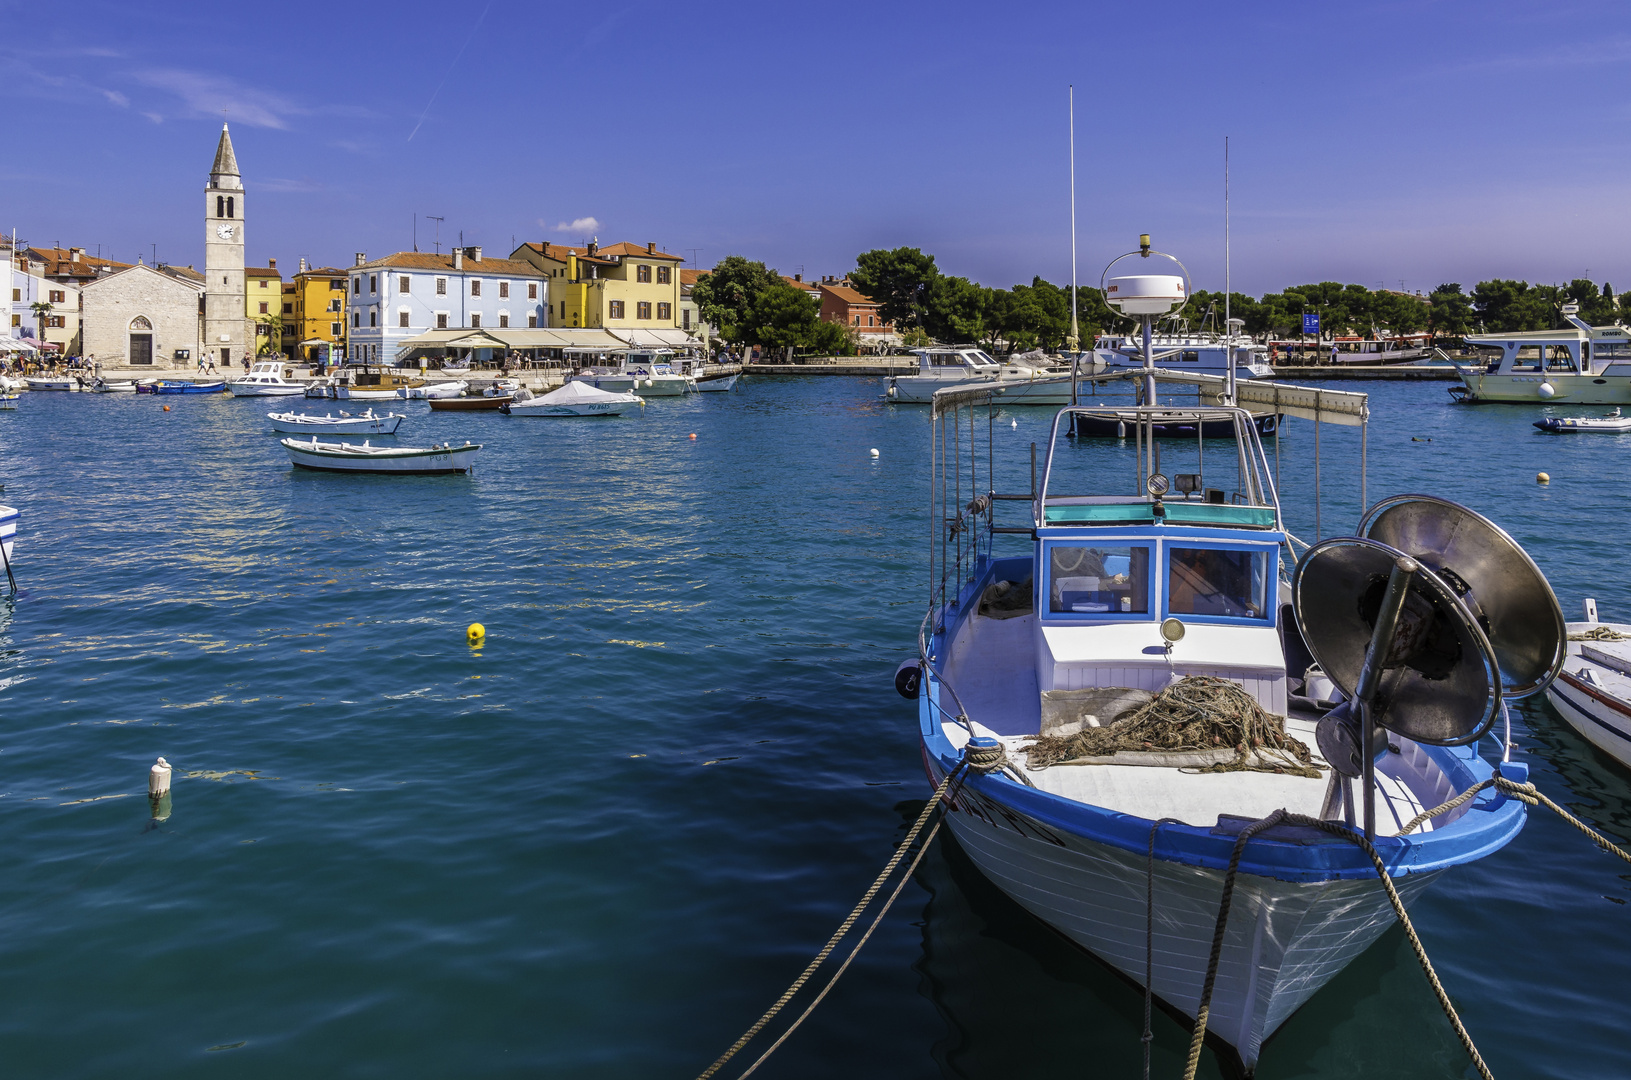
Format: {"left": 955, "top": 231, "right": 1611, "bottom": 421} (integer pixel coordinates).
{"left": 1545, "top": 344, "right": 1576, "bottom": 371}
{"left": 1511, "top": 346, "right": 1541, "bottom": 372}
{"left": 1182, "top": 350, "right": 1199, "bottom": 362}
{"left": 1167, "top": 547, "right": 1270, "bottom": 621}
{"left": 1048, "top": 545, "right": 1150, "bottom": 614}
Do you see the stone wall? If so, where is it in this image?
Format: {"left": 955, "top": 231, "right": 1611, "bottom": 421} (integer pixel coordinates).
{"left": 82, "top": 266, "right": 202, "bottom": 366}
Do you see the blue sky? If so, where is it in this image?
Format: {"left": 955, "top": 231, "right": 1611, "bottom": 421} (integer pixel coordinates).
{"left": 4, "top": 0, "right": 1629, "bottom": 296}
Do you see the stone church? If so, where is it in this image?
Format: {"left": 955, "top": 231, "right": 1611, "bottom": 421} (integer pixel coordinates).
{"left": 82, "top": 125, "right": 248, "bottom": 368}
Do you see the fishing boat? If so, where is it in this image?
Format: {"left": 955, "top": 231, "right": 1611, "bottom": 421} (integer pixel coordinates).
{"left": 403, "top": 379, "right": 467, "bottom": 399}
{"left": 502, "top": 380, "right": 641, "bottom": 417}
{"left": 693, "top": 370, "right": 740, "bottom": 392}
{"left": 268, "top": 408, "right": 405, "bottom": 435}
{"left": 88, "top": 378, "right": 137, "bottom": 392}
{"left": 428, "top": 394, "right": 510, "bottom": 411}
{"left": 1533, "top": 407, "right": 1631, "bottom": 433}
{"left": 1545, "top": 600, "right": 1631, "bottom": 771}
{"left": 333, "top": 362, "right": 421, "bottom": 400}
{"left": 280, "top": 437, "right": 480, "bottom": 474}
{"left": 904, "top": 245, "right": 1564, "bottom": 1075}
{"left": 1450, "top": 304, "right": 1631, "bottom": 403}
{"left": 154, "top": 380, "right": 227, "bottom": 394}
{"left": 23, "top": 376, "right": 76, "bottom": 391}
{"left": 228, "top": 360, "right": 307, "bottom": 397}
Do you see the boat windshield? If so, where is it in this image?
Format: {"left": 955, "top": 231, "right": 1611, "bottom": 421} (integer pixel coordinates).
{"left": 1048, "top": 545, "right": 1150, "bottom": 614}
{"left": 1167, "top": 546, "right": 1269, "bottom": 619}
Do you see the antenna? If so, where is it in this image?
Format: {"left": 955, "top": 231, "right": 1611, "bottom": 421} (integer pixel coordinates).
{"left": 687, "top": 248, "right": 701, "bottom": 267}
{"left": 427, "top": 216, "right": 444, "bottom": 254}
{"left": 414, "top": 213, "right": 418, "bottom": 253}
{"left": 1067, "top": 85, "right": 1079, "bottom": 355}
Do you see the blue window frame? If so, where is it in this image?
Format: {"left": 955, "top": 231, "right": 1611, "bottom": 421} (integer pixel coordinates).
{"left": 1163, "top": 542, "right": 1276, "bottom": 625}
{"left": 1042, "top": 541, "right": 1153, "bottom": 620}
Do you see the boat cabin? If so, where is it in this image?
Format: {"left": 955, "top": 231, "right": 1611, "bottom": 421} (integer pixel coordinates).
{"left": 1096, "top": 333, "right": 1271, "bottom": 379}
{"left": 1461, "top": 317, "right": 1631, "bottom": 378}
{"left": 911, "top": 347, "right": 1001, "bottom": 376}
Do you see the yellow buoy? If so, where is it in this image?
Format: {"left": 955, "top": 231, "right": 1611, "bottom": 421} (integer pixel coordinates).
{"left": 1537, "top": 472, "right": 1550, "bottom": 483}
{"left": 162, "top": 405, "right": 170, "bottom": 411}
{"left": 467, "top": 622, "right": 485, "bottom": 644}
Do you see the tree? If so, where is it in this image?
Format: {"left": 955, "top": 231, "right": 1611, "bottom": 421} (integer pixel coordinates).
{"left": 689, "top": 256, "right": 780, "bottom": 343}
{"left": 851, "top": 248, "right": 939, "bottom": 331}
{"left": 924, "top": 275, "right": 989, "bottom": 344}
{"left": 802, "top": 317, "right": 853, "bottom": 356}
{"left": 1471, "top": 280, "right": 1558, "bottom": 332}
{"left": 255, "top": 314, "right": 282, "bottom": 357}
{"left": 743, "top": 283, "right": 821, "bottom": 350}
{"left": 30, "top": 300, "right": 53, "bottom": 342}
{"left": 1428, "top": 284, "right": 1473, "bottom": 338}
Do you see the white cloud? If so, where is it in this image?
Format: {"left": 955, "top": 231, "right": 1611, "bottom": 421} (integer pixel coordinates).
{"left": 142, "top": 112, "right": 163, "bottom": 124}
{"left": 550, "top": 217, "right": 601, "bottom": 234}
{"left": 261, "top": 177, "right": 321, "bottom": 193}
{"left": 103, "top": 89, "right": 128, "bottom": 107}
{"left": 132, "top": 69, "right": 298, "bottom": 129}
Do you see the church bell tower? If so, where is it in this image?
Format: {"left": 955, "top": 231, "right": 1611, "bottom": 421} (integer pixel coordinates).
{"left": 204, "top": 124, "right": 247, "bottom": 369}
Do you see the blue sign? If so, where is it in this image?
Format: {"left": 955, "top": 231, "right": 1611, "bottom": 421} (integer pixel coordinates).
{"left": 1302, "top": 312, "right": 1320, "bottom": 335}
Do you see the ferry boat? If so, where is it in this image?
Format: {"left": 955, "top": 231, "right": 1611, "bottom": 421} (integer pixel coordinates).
{"left": 1450, "top": 304, "right": 1631, "bottom": 403}
{"left": 903, "top": 245, "right": 1563, "bottom": 1075}
{"left": 228, "top": 360, "right": 307, "bottom": 397}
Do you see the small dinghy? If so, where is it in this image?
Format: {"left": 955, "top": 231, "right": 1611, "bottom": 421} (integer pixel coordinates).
{"left": 692, "top": 370, "right": 740, "bottom": 392}
{"left": 89, "top": 378, "right": 137, "bottom": 392}
{"left": 280, "top": 436, "right": 479, "bottom": 474}
{"left": 0, "top": 503, "right": 16, "bottom": 567}
{"left": 24, "top": 376, "right": 76, "bottom": 391}
{"left": 502, "top": 380, "right": 641, "bottom": 417}
{"left": 155, "top": 380, "right": 226, "bottom": 394}
{"left": 1533, "top": 407, "right": 1631, "bottom": 433}
{"left": 404, "top": 380, "right": 467, "bottom": 399}
{"left": 268, "top": 408, "right": 405, "bottom": 435}
{"left": 0, "top": 394, "right": 18, "bottom": 409}
{"left": 1546, "top": 599, "right": 1631, "bottom": 771}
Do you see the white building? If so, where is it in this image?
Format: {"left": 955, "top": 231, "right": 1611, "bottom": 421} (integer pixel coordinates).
{"left": 9, "top": 270, "right": 81, "bottom": 353}
{"left": 345, "top": 247, "right": 548, "bottom": 362}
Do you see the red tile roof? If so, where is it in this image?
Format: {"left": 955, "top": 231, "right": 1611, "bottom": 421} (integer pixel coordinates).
{"left": 819, "top": 282, "right": 877, "bottom": 307}
{"left": 680, "top": 268, "right": 708, "bottom": 286}
{"left": 246, "top": 266, "right": 282, "bottom": 278}
{"left": 354, "top": 252, "right": 547, "bottom": 276}
{"left": 594, "top": 241, "right": 684, "bottom": 261}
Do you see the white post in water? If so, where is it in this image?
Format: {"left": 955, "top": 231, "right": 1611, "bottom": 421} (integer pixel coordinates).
{"left": 149, "top": 756, "right": 172, "bottom": 796}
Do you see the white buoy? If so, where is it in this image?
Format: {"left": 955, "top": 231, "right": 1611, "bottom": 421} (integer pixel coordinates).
{"left": 1538, "top": 382, "right": 1557, "bottom": 399}
{"left": 1537, "top": 471, "right": 1551, "bottom": 483}
{"left": 869, "top": 448, "right": 879, "bottom": 458}
{"left": 149, "top": 756, "right": 172, "bottom": 796}
{"left": 1011, "top": 420, "right": 1018, "bottom": 428}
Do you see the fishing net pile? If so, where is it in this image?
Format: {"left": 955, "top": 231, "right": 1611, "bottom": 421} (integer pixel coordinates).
{"left": 1024, "top": 675, "right": 1322, "bottom": 777}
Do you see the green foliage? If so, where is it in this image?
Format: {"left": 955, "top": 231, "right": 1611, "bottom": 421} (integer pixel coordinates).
{"left": 690, "top": 256, "right": 780, "bottom": 343}
{"left": 802, "top": 317, "right": 853, "bottom": 356}
{"left": 1470, "top": 280, "right": 1561, "bottom": 333}
{"left": 1428, "top": 284, "right": 1473, "bottom": 337}
{"left": 851, "top": 247, "right": 939, "bottom": 330}
{"left": 745, "top": 283, "right": 821, "bottom": 349}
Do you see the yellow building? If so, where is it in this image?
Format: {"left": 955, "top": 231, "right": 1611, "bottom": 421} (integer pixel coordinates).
{"left": 289, "top": 262, "right": 348, "bottom": 363}
{"left": 246, "top": 259, "right": 284, "bottom": 355}
{"left": 510, "top": 240, "right": 683, "bottom": 329}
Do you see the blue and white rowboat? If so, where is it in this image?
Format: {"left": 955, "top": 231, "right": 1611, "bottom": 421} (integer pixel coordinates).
{"left": 0, "top": 504, "right": 18, "bottom": 565}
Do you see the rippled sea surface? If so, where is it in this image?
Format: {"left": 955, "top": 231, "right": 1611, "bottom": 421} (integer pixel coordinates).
{"left": 1, "top": 378, "right": 1627, "bottom": 1079}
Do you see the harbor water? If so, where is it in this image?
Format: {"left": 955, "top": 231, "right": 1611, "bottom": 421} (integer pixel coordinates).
{"left": 1, "top": 380, "right": 1627, "bottom": 1078}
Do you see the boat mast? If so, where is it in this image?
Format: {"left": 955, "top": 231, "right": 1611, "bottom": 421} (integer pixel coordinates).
{"left": 1225, "top": 136, "right": 1235, "bottom": 404}
{"left": 1068, "top": 86, "right": 1080, "bottom": 403}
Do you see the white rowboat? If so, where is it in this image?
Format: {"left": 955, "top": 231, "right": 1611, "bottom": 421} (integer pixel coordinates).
{"left": 0, "top": 503, "right": 16, "bottom": 564}
{"left": 502, "top": 380, "right": 641, "bottom": 417}
{"left": 281, "top": 437, "right": 479, "bottom": 474}
{"left": 269, "top": 409, "right": 405, "bottom": 434}
{"left": 1545, "top": 606, "right": 1631, "bottom": 771}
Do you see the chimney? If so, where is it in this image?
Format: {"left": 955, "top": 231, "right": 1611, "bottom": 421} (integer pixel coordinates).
{"left": 354, "top": 252, "right": 366, "bottom": 266}
{"left": 647, "top": 241, "right": 655, "bottom": 254}
{"left": 70, "top": 247, "right": 84, "bottom": 261}
{"left": 794, "top": 273, "right": 802, "bottom": 282}
{"left": 467, "top": 246, "right": 481, "bottom": 262}
{"left": 299, "top": 257, "right": 308, "bottom": 273}
{"left": 268, "top": 257, "right": 277, "bottom": 271}
{"left": 540, "top": 241, "right": 549, "bottom": 257}
{"left": 453, "top": 247, "right": 464, "bottom": 270}
{"left": 587, "top": 237, "right": 598, "bottom": 257}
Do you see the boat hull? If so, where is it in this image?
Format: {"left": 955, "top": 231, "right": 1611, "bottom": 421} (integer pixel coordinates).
{"left": 269, "top": 411, "right": 405, "bottom": 435}
{"left": 90, "top": 381, "right": 137, "bottom": 393}
{"left": 281, "top": 440, "right": 478, "bottom": 474}
{"left": 693, "top": 372, "right": 739, "bottom": 392}
{"left": 428, "top": 396, "right": 510, "bottom": 411}
{"left": 334, "top": 387, "right": 400, "bottom": 401}
{"left": 502, "top": 399, "right": 637, "bottom": 417}
{"left": 1547, "top": 671, "right": 1631, "bottom": 768}
{"left": 0, "top": 504, "right": 16, "bottom": 564}
{"left": 155, "top": 381, "right": 226, "bottom": 395}
{"left": 927, "top": 752, "right": 1436, "bottom": 1072}
{"left": 24, "top": 378, "right": 76, "bottom": 391}
{"left": 229, "top": 383, "right": 306, "bottom": 397}
{"left": 1454, "top": 370, "right": 1631, "bottom": 404}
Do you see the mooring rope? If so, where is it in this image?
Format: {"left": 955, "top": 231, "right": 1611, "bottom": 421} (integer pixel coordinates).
{"left": 1144, "top": 818, "right": 1184, "bottom": 1080}
{"left": 695, "top": 760, "right": 969, "bottom": 1080}
{"left": 1180, "top": 776, "right": 1631, "bottom": 1080}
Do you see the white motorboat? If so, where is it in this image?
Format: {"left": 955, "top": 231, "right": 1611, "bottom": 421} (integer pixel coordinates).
{"left": 570, "top": 349, "right": 694, "bottom": 396}
{"left": 1097, "top": 330, "right": 1272, "bottom": 381}
{"left": 281, "top": 436, "right": 479, "bottom": 474}
{"left": 0, "top": 394, "right": 17, "bottom": 409}
{"left": 403, "top": 380, "right": 467, "bottom": 399}
{"left": 502, "top": 380, "right": 641, "bottom": 417}
{"left": 305, "top": 377, "right": 336, "bottom": 398}
{"left": 1452, "top": 304, "right": 1631, "bottom": 404}
{"left": 886, "top": 346, "right": 1085, "bottom": 404}
{"left": 1546, "top": 601, "right": 1631, "bottom": 770}
{"left": 693, "top": 370, "right": 740, "bottom": 392}
{"left": 229, "top": 360, "right": 307, "bottom": 397}
{"left": 1533, "top": 407, "right": 1631, "bottom": 433}
{"left": 89, "top": 378, "right": 137, "bottom": 392}
{"left": 334, "top": 385, "right": 400, "bottom": 401}
{"left": 24, "top": 376, "right": 76, "bottom": 391}
{"left": 268, "top": 408, "right": 405, "bottom": 435}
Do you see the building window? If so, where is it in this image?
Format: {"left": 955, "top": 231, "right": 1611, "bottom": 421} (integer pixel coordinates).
{"left": 528, "top": 283, "right": 538, "bottom": 299}
{"left": 636, "top": 301, "right": 651, "bottom": 320}
{"left": 283, "top": 323, "right": 295, "bottom": 338}
{"left": 499, "top": 314, "right": 509, "bottom": 328}
{"left": 353, "top": 277, "right": 361, "bottom": 295}
{"left": 9, "top": 289, "right": 17, "bottom": 302}
{"left": 399, "top": 310, "right": 410, "bottom": 328}
{"left": 369, "top": 309, "right": 377, "bottom": 327}
{"left": 470, "top": 279, "right": 482, "bottom": 297}
{"left": 369, "top": 274, "right": 377, "bottom": 293}
{"left": 657, "top": 266, "right": 671, "bottom": 285}
{"left": 609, "top": 300, "right": 625, "bottom": 319}
{"left": 259, "top": 302, "right": 269, "bottom": 314}
{"left": 436, "top": 313, "right": 448, "bottom": 328}
{"left": 216, "top": 195, "right": 225, "bottom": 218}
{"left": 498, "top": 281, "right": 509, "bottom": 298}
{"left": 329, "top": 299, "right": 341, "bottom": 312}
{"left": 560, "top": 302, "right": 566, "bottom": 319}
{"left": 331, "top": 322, "right": 341, "bottom": 336}
{"left": 435, "top": 277, "right": 447, "bottom": 296}
{"left": 227, "top": 196, "right": 234, "bottom": 218}
{"left": 637, "top": 264, "right": 652, "bottom": 283}
{"left": 48, "top": 290, "right": 64, "bottom": 303}
{"left": 9, "top": 315, "right": 17, "bottom": 327}
{"left": 528, "top": 315, "right": 537, "bottom": 328}
{"left": 260, "top": 279, "right": 269, "bottom": 289}
{"left": 657, "top": 302, "right": 671, "bottom": 321}
{"left": 47, "top": 315, "right": 65, "bottom": 328}
{"left": 399, "top": 276, "right": 410, "bottom": 292}
{"left": 867, "top": 315, "right": 874, "bottom": 327}
{"left": 470, "top": 313, "right": 481, "bottom": 328}
{"left": 853, "top": 315, "right": 860, "bottom": 326}
{"left": 683, "top": 309, "right": 692, "bottom": 330}
{"left": 353, "top": 311, "right": 360, "bottom": 327}
{"left": 330, "top": 279, "right": 344, "bottom": 291}
{"left": 282, "top": 303, "right": 293, "bottom": 314}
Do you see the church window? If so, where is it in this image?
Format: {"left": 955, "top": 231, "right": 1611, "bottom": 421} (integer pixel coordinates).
{"left": 471, "top": 313, "right": 482, "bottom": 328}
{"left": 216, "top": 196, "right": 224, "bottom": 217}
{"left": 226, "top": 196, "right": 234, "bottom": 218}
{"left": 471, "top": 279, "right": 482, "bottom": 297}
{"left": 657, "top": 266, "right": 671, "bottom": 284}
{"left": 436, "top": 278, "right": 447, "bottom": 296}
{"left": 399, "top": 276, "right": 410, "bottom": 293}
{"left": 499, "top": 281, "right": 509, "bottom": 299}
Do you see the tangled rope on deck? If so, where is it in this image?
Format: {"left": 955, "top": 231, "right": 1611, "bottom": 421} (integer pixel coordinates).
{"left": 1571, "top": 625, "right": 1629, "bottom": 641}
{"left": 1023, "top": 676, "right": 1321, "bottom": 778}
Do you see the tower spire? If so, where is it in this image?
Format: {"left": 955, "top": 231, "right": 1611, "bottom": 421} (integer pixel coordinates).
{"left": 211, "top": 123, "right": 241, "bottom": 183}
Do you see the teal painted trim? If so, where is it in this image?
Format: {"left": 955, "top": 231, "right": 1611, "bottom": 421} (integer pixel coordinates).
{"left": 1041, "top": 502, "right": 1277, "bottom": 528}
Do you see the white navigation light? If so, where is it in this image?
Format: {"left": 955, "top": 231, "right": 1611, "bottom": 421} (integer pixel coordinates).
{"left": 1105, "top": 274, "right": 1186, "bottom": 316}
